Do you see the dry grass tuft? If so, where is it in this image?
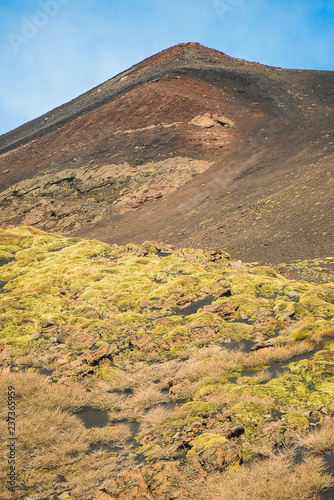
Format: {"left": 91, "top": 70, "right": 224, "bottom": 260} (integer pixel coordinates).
{"left": 191, "top": 454, "right": 334, "bottom": 500}
{"left": 245, "top": 341, "right": 315, "bottom": 368}
{"left": 312, "top": 327, "right": 334, "bottom": 344}
{"left": 107, "top": 384, "right": 169, "bottom": 422}
{"left": 127, "top": 384, "right": 169, "bottom": 411}
{"left": 300, "top": 417, "right": 334, "bottom": 454}
{"left": 87, "top": 422, "right": 133, "bottom": 444}
{"left": 139, "top": 405, "right": 173, "bottom": 436}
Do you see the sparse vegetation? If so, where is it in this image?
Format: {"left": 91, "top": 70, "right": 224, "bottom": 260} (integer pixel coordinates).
{"left": 0, "top": 227, "right": 333, "bottom": 499}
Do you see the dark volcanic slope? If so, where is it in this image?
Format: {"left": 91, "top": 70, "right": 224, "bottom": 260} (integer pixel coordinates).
{"left": 0, "top": 43, "right": 333, "bottom": 263}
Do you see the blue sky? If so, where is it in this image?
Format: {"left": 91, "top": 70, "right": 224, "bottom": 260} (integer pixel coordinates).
{"left": 0, "top": 0, "right": 333, "bottom": 136}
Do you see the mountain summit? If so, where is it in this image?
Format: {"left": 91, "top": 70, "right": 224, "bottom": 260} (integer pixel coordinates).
{"left": 0, "top": 43, "right": 333, "bottom": 263}
{"left": 0, "top": 44, "right": 334, "bottom": 500}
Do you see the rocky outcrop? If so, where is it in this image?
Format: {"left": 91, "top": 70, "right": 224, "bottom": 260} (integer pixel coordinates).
{"left": 190, "top": 112, "right": 234, "bottom": 129}
{"left": 188, "top": 441, "right": 242, "bottom": 473}
{"left": 0, "top": 158, "right": 213, "bottom": 205}
{"left": 99, "top": 462, "right": 190, "bottom": 500}
{"left": 0, "top": 157, "right": 214, "bottom": 234}
{"left": 204, "top": 302, "right": 239, "bottom": 321}
{"left": 80, "top": 342, "right": 114, "bottom": 366}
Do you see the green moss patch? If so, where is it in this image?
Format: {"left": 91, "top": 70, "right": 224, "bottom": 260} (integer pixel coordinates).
{"left": 0, "top": 227, "right": 333, "bottom": 499}
{"left": 190, "top": 433, "right": 228, "bottom": 452}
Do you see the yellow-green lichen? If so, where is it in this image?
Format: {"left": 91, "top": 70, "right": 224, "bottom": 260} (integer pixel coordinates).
{"left": 230, "top": 274, "right": 285, "bottom": 297}
{"left": 189, "top": 433, "right": 228, "bottom": 453}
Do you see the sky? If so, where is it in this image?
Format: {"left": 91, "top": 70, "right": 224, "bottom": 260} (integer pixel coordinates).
{"left": 0, "top": 0, "right": 333, "bottom": 136}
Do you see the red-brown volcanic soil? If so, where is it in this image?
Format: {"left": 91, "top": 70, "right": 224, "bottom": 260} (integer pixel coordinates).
{"left": 0, "top": 43, "right": 333, "bottom": 264}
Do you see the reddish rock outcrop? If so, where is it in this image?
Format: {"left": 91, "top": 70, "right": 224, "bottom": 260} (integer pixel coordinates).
{"left": 101, "top": 462, "right": 190, "bottom": 500}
